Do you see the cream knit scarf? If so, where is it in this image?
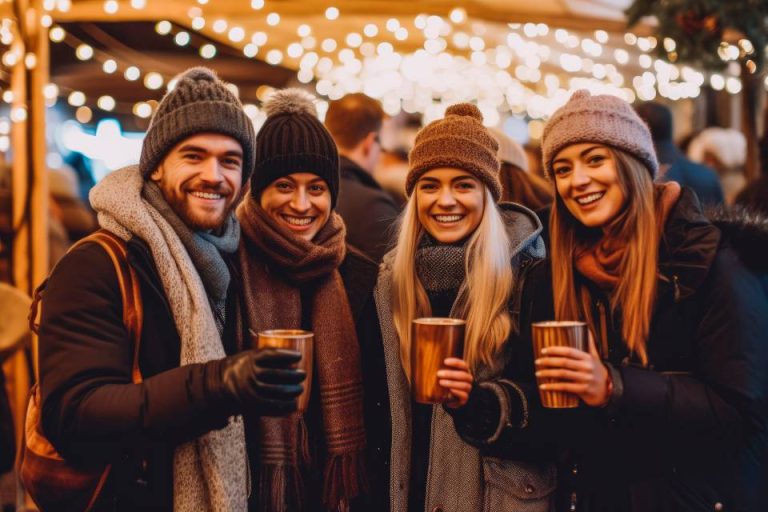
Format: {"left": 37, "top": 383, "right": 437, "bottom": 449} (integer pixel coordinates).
{"left": 90, "top": 165, "right": 248, "bottom": 511}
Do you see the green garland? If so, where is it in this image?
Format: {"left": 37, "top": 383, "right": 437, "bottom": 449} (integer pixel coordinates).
{"left": 626, "top": 0, "right": 768, "bottom": 70}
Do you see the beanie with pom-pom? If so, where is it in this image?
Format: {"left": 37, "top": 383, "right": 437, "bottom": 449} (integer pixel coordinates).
{"left": 251, "top": 88, "right": 340, "bottom": 205}
{"left": 139, "top": 66, "right": 255, "bottom": 181}
{"left": 406, "top": 103, "right": 502, "bottom": 200}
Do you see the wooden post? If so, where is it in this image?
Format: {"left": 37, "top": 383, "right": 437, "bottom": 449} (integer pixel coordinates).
{"left": 741, "top": 62, "right": 765, "bottom": 181}
{"left": 5, "top": 2, "right": 47, "bottom": 504}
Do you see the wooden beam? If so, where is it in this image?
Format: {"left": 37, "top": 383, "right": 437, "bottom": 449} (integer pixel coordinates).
{"left": 52, "top": 0, "right": 652, "bottom": 34}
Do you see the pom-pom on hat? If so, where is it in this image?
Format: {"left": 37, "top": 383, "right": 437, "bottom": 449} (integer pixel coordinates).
{"left": 139, "top": 67, "right": 256, "bottom": 181}
{"left": 540, "top": 89, "right": 658, "bottom": 179}
{"left": 251, "top": 88, "right": 340, "bottom": 206}
{"left": 406, "top": 103, "right": 502, "bottom": 200}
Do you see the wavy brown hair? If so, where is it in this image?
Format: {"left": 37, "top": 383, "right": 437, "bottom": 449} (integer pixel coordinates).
{"left": 550, "top": 148, "right": 657, "bottom": 365}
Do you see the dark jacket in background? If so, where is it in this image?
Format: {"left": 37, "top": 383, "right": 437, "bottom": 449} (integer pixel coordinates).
{"left": 336, "top": 157, "right": 400, "bottom": 262}
{"left": 39, "top": 237, "right": 238, "bottom": 511}
{"left": 454, "top": 189, "right": 768, "bottom": 512}
{"left": 656, "top": 140, "right": 724, "bottom": 207}
{"left": 339, "top": 250, "right": 391, "bottom": 512}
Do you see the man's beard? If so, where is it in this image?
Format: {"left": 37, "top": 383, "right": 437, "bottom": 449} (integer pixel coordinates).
{"left": 164, "top": 185, "right": 238, "bottom": 232}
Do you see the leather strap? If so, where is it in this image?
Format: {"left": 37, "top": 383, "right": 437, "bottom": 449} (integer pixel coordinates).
{"left": 29, "top": 229, "right": 143, "bottom": 384}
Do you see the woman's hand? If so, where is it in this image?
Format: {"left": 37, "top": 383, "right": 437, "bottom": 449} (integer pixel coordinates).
{"left": 437, "top": 358, "right": 473, "bottom": 408}
{"left": 535, "top": 333, "right": 612, "bottom": 407}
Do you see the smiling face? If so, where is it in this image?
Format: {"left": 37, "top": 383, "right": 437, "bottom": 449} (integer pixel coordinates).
{"left": 259, "top": 172, "right": 332, "bottom": 241}
{"left": 552, "top": 143, "right": 626, "bottom": 230}
{"left": 415, "top": 167, "right": 485, "bottom": 243}
{"left": 150, "top": 133, "right": 244, "bottom": 232}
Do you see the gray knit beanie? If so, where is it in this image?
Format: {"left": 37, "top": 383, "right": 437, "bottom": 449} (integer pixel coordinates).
{"left": 540, "top": 90, "right": 658, "bottom": 179}
{"left": 251, "top": 88, "right": 340, "bottom": 206}
{"left": 407, "top": 103, "right": 502, "bottom": 200}
{"left": 139, "top": 67, "right": 256, "bottom": 181}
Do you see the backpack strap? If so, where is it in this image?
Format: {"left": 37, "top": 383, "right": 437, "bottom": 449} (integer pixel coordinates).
{"left": 29, "top": 229, "right": 143, "bottom": 384}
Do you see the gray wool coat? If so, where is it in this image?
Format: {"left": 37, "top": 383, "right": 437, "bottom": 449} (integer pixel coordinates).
{"left": 374, "top": 203, "right": 556, "bottom": 512}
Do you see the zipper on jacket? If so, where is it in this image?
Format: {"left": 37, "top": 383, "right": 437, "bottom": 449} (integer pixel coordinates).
{"left": 672, "top": 274, "right": 681, "bottom": 302}
{"left": 596, "top": 301, "right": 609, "bottom": 358}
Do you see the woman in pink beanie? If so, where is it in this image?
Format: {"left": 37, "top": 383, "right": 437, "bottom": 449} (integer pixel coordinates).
{"left": 374, "top": 103, "right": 555, "bottom": 511}
{"left": 451, "top": 90, "right": 768, "bottom": 511}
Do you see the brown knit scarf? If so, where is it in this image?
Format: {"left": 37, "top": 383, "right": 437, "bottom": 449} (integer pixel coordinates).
{"left": 575, "top": 181, "right": 682, "bottom": 289}
{"left": 236, "top": 198, "right": 367, "bottom": 512}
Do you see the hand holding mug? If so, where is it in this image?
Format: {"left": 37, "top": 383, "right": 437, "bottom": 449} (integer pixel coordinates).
{"left": 437, "top": 357, "right": 473, "bottom": 408}
{"left": 535, "top": 332, "right": 611, "bottom": 407}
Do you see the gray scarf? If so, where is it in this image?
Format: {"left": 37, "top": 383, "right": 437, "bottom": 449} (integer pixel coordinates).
{"left": 143, "top": 181, "right": 239, "bottom": 335}
{"left": 415, "top": 233, "right": 466, "bottom": 293}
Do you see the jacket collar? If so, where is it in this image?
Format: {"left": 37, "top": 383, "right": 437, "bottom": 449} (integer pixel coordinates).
{"left": 658, "top": 187, "right": 721, "bottom": 300}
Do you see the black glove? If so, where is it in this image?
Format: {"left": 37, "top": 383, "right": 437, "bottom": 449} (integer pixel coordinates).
{"left": 211, "top": 348, "right": 306, "bottom": 417}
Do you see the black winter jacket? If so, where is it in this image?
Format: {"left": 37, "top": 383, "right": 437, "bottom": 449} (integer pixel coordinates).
{"left": 335, "top": 157, "right": 400, "bottom": 262}
{"left": 40, "top": 236, "right": 235, "bottom": 511}
{"left": 39, "top": 236, "right": 390, "bottom": 511}
{"left": 454, "top": 189, "right": 768, "bottom": 512}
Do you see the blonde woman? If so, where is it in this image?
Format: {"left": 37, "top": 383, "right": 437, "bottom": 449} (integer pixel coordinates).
{"left": 454, "top": 90, "right": 768, "bottom": 511}
{"left": 375, "top": 103, "right": 553, "bottom": 512}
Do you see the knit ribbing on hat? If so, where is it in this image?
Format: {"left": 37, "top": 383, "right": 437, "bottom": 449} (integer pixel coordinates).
{"left": 251, "top": 88, "right": 340, "bottom": 206}
{"left": 139, "top": 67, "right": 256, "bottom": 181}
{"left": 540, "top": 90, "right": 658, "bottom": 179}
{"left": 407, "top": 103, "right": 502, "bottom": 200}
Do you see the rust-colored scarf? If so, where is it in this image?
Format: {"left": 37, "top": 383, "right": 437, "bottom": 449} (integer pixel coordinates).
{"left": 575, "top": 182, "right": 682, "bottom": 289}
{"left": 236, "top": 198, "right": 367, "bottom": 511}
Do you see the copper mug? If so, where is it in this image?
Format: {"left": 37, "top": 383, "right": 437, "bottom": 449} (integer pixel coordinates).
{"left": 254, "top": 329, "right": 313, "bottom": 413}
{"left": 531, "top": 321, "right": 588, "bottom": 408}
{"left": 411, "top": 318, "right": 466, "bottom": 404}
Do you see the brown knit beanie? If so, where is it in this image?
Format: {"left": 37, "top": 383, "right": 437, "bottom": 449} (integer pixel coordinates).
{"left": 251, "top": 88, "right": 340, "bottom": 206}
{"left": 139, "top": 67, "right": 256, "bottom": 181}
{"left": 407, "top": 103, "right": 502, "bottom": 200}
{"left": 540, "top": 90, "right": 658, "bottom": 179}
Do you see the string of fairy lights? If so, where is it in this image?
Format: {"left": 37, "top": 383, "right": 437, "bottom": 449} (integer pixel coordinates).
{"left": 0, "top": 0, "right": 762, "bottom": 140}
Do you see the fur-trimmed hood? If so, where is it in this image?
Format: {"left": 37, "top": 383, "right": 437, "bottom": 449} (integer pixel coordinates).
{"left": 659, "top": 187, "right": 768, "bottom": 301}
{"left": 709, "top": 206, "right": 768, "bottom": 273}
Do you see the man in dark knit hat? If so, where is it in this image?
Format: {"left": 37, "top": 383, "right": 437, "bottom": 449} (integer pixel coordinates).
{"left": 37, "top": 67, "right": 305, "bottom": 511}
{"left": 325, "top": 93, "right": 400, "bottom": 262}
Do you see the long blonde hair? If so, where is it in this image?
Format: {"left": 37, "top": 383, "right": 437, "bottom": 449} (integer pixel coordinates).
{"left": 550, "top": 148, "right": 657, "bottom": 365}
{"left": 391, "top": 187, "right": 513, "bottom": 377}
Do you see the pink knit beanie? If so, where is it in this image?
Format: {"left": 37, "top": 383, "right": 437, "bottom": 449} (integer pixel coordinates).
{"left": 540, "top": 90, "right": 658, "bottom": 179}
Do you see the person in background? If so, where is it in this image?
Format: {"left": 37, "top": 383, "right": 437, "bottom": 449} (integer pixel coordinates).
{"left": 374, "top": 112, "right": 422, "bottom": 208}
{"left": 452, "top": 90, "right": 768, "bottom": 512}
{"left": 634, "top": 101, "right": 724, "bottom": 207}
{"left": 686, "top": 126, "right": 746, "bottom": 205}
{"left": 490, "top": 127, "right": 553, "bottom": 210}
{"left": 375, "top": 103, "right": 552, "bottom": 512}
{"left": 47, "top": 165, "right": 99, "bottom": 267}
{"left": 325, "top": 93, "right": 400, "bottom": 262}
{"left": 38, "top": 67, "right": 305, "bottom": 510}
{"left": 236, "top": 88, "right": 389, "bottom": 511}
